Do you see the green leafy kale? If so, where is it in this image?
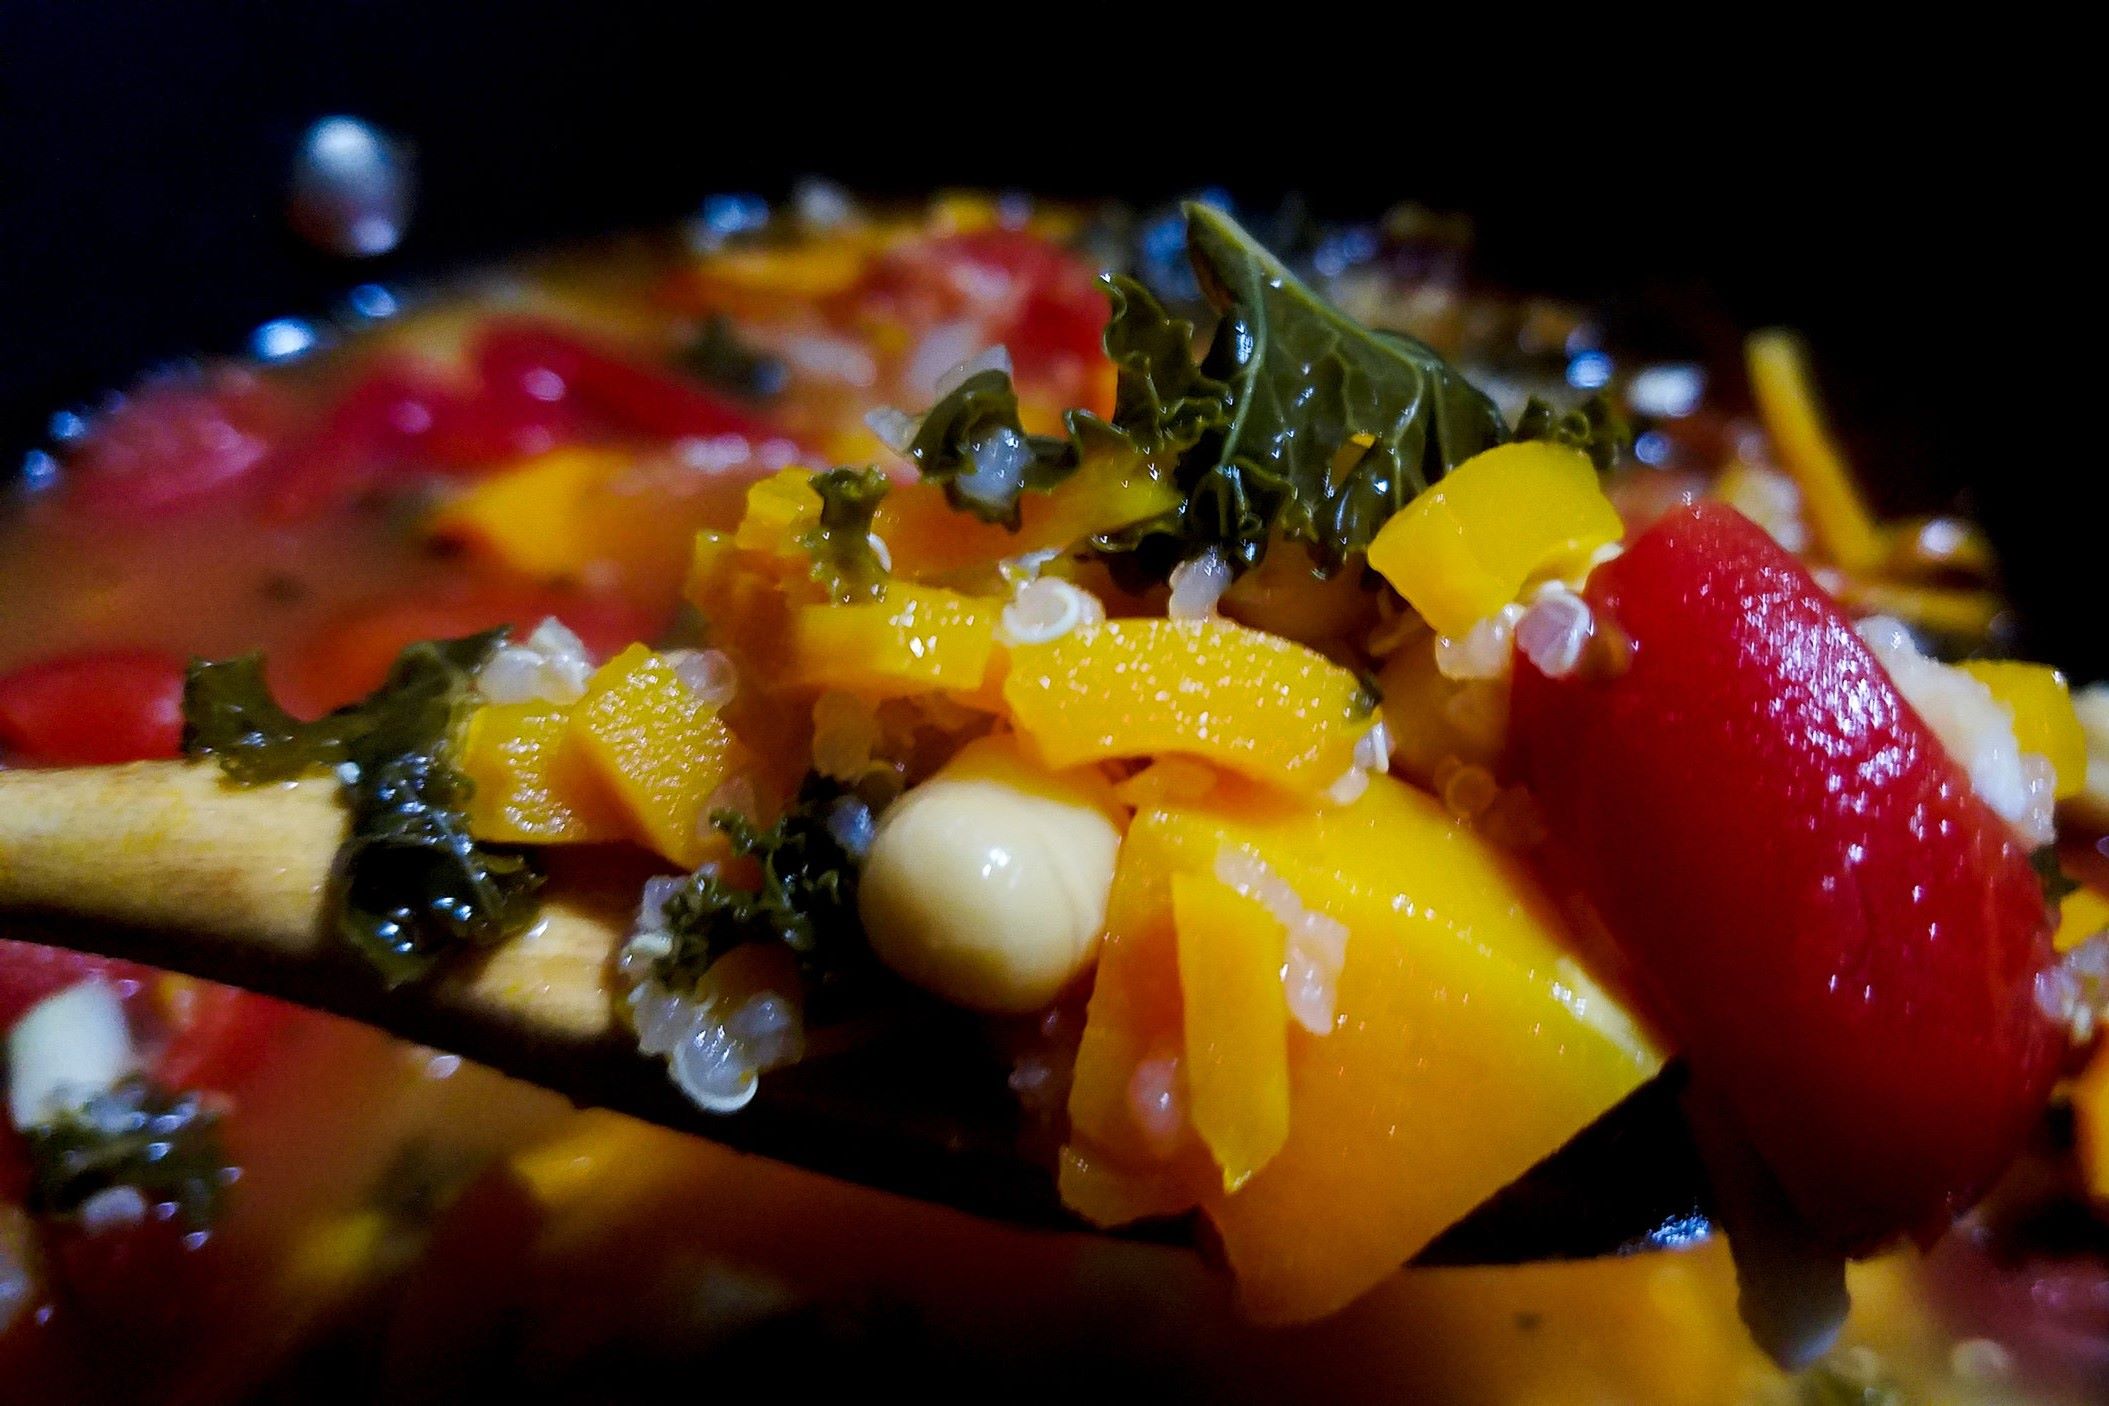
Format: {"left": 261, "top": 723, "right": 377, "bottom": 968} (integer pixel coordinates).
{"left": 2034, "top": 846, "right": 2081, "bottom": 907}
{"left": 183, "top": 632, "right": 542, "bottom": 984}
{"left": 654, "top": 773, "right": 888, "bottom": 1008}
{"left": 895, "top": 203, "right": 1512, "bottom": 576}
{"left": 676, "top": 313, "right": 788, "bottom": 400}
{"left": 901, "top": 369, "right": 1095, "bottom": 528}
{"left": 1513, "top": 393, "right": 1631, "bottom": 472}
{"left": 801, "top": 466, "right": 893, "bottom": 603}
{"left": 1178, "top": 203, "right": 1510, "bottom": 570}
{"left": 25, "top": 1077, "right": 229, "bottom": 1229}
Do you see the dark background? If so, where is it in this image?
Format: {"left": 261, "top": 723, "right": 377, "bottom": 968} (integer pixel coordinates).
{"left": 0, "top": 7, "right": 2089, "bottom": 674}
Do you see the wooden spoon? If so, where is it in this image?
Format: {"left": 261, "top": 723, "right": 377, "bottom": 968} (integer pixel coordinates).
{"left": 0, "top": 760, "right": 1710, "bottom": 1263}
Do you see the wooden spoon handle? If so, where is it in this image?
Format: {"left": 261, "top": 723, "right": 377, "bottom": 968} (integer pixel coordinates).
{"left": 0, "top": 761, "right": 624, "bottom": 1047}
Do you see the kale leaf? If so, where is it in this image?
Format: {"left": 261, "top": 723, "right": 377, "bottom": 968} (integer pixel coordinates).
{"left": 676, "top": 313, "right": 788, "bottom": 400}
{"left": 1180, "top": 203, "right": 1508, "bottom": 571}
{"left": 901, "top": 369, "right": 1088, "bottom": 528}
{"left": 897, "top": 275, "right": 1215, "bottom": 533}
{"left": 2034, "top": 846, "right": 2081, "bottom": 906}
{"left": 890, "top": 204, "right": 1510, "bottom": 576}
{"left": 25, "top": 1077, "right": 229, "bottom": 1230}
{"left": 1513, "top": 393, "right": 1631, "bottom": 472}
{"left": 801, "top": 466, "right": 893, "bottom": 603}
{"left": 183, "top": 631, "right": 542, "bottom": 984}
{"left": 655, "top": 773, "right": 887, "bottom": 1009}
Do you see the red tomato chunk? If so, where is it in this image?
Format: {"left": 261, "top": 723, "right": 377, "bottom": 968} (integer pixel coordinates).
{"left": 1512, "top": 503, "right": 2061, "bottom": 1251}
{"left": 0, "top": 650, "right": 187, "bottom": 766}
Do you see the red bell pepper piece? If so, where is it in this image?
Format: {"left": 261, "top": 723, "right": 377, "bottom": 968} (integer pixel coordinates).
{"left": 1511, "top": 502, "right": 2061, "bottom": 1251}
{"left": 473, "top": 320, "right": 788, "bottom": 444}
{"left": 0, "top": 650, "right": 187, "bottom": 767}
{"left": 65, "top": 373, "right": 285, "bottom": 516}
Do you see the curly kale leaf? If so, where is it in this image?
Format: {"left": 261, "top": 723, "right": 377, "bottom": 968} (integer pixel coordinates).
{"left": 655, "top": 774, "right": 886, "bottom": 1008}
{"left": 2034, "top": 846, "right": 2081, "bottom": 906}
{"left": 1180, "top": 203, "right": 1509, "bottom": 571}
{"left": 801, "top": 466, "right": 893, "bottom": 603}
{"left": 901, "top": 370, "right": 1088, "bottom": 528}
{"left": 1513, "top": 393, "right": 1631, "bottom": 472}
{"left": 25, "top": 1077, "right": 229, "bottom": 1230}
{"left": 890, "top": 204, "right": 1508, "bottom": 576}
{"left": 676, "top": 313, "right": 788, "bottom": 400}
{"left": 183, "top": 631, "right": 543, "bottom": 984}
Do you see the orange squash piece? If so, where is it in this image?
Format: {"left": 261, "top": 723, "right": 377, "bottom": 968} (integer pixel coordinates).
{"left": 1172, "top": 871, "right": 1292, "bottom": 1192}
{"left": 429, "top": 446, "right": 745, "bottom": 607}
{"left": 873, "top": 450, "right": 1180, "bottom": 582}
{"left": 1003, "top": 618, "right": 1377, "bottom": 795}
{"left": 569, "top": 645, "right": 740, "bottom": 867}
{"left": 786, "top": 584, "right": 999, "bottom": 701}
{"left": 460, "top": 700, "right": 627, "bottom": 845}
{"left": 1062, "top": 774, "right": 1664, "bottom": 1322}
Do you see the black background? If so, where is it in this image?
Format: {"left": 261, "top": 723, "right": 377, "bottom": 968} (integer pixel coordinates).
{"left": 0, "top": 7, "right": 2090, "bottom": 674}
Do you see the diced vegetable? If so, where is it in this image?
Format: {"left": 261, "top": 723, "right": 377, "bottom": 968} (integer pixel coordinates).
{"left": 66, "top": 372, "right": 286, "bottom": 516}
{"left": 735, "top": 467, "right": 825, "bottom": 562}
{"left": 1003, "top": 618, "right": 1377, "bottom": 794}
{"left": 2073, "top": 1043, "right": 2109, "bottom": 1204}
{"left": 427, "top": 447, "right": 730, "bottom": 606}
{"left": 787, "top": 585, "right": 999, "bottom": 701}
{"left": 0, "top": 651, "right": 187, "bottom": 766}
{"left": 185, "top": 634, "right": 544, "bottom": 984}
{"left": 1365, "top": 441, "right": 1622, "bottom": 638}
{"left": 871, "top": 453, "right": 1181, "bottom": 580}
{"left": 1958, "top": 660, "right": 2087, "bottom": 799}
{"left": 460, "top": 701, "right": 627, "bottom": 845}
{"left": 1171, "top": 871, "right": 1291, "bottom": 1192}
{"left": 2057, "top": 882, "right": 2109, "bottom": 954}
{"left": 570, "top": 645, "right": 741, "bottom": 868}
{"left": 1511, "top": 502, "right": 2060, "bottom": 1250}
{"left": 1745, "top": 331, "right": 1886, "bottom": 573}
{"left": 1063, "top": 775, "right": 1664, "bottom": 1321}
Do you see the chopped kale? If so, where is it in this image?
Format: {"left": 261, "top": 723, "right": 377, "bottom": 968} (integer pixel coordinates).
{"left": 901, "top": 369, "right": 1089, "bottom": 528}
{"left": 892, "top": 203, "right": 1511, "bottom": 577}
{"left": 25, "top": 1077, "right": 229, "bottom": 1230}
{"left": 183, "top": 631, "right": 542, "bottom": 984}
{"left": 1513, "top": 392, "right": 1631, "bottom": 472}
{"left": 654, "top": 773, "right": 890, "bottom": 1008}
{"left": 2034, "top": 846, "right": 2081, "bottom": 907}
{"left": 676, "top": 313, "right": 788, "bottom": 400}
{"left": 801, "top": 466, "right": 892, "bottom": 603}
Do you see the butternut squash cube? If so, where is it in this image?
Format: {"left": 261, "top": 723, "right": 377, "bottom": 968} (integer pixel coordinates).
{"left": 461, "top": 700, "right": 626, "bottom": 845}
{"left": 1365, "top": 441, "right": 1622, "bottom": 638}
{"left": 570, "top": 645, "right": 739, "bottom": 867}
{"left": 1062, "top": 774, "right": 1664, "bottom": 1322}
{"left": 1003, "top": 618, "right": 1376, "bottom": 795}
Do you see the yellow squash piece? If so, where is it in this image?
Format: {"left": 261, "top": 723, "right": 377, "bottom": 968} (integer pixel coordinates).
{"left": 872, "top": 451, "right": 1180, "bottom": 582}
{"left": 1062, "top": 774, "right": 1665, "bottom": 1322}
{"left": 460, "top": 700, "right": 627, "bottom": 845}
{"left": 734, "top": 466, "right": 824, "bottom": 563}
{"left": 1172, "top": 871, "right": 1292, "bottom": 1192}
{"left": 429, "top": 446, "right": 733, "bottom": 605}
{"left": 786, "top": 584, "right": 999, "bottom": 700}
{"left": 2074, "top": 1042, "right": 2109, "bottom": 1205}
{"left": 1958, "top": 660, "right": 2088, "bottom": 799}
{"left": 570, "top": 645, "right": 740, "bottom": 867}
{"left": 1003, "top": 617, "right": 1377, "bottom": 795}
{"left": 2058, "top": 882, "right": 2109, "bottom": 955}
{"left": 1746, "top": 330, "right": 1886, "bottom": 574}
{"left": 1365, "top": 441, "right": 1622, "bottom": 638}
